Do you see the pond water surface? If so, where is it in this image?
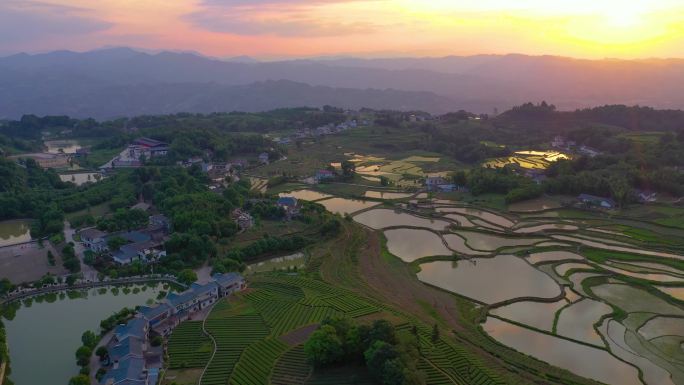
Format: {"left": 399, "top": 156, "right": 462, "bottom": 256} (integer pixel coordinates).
{"left": 417, "top": 256, "right": 561, "bottom": 304}
{"left": 3, "top": 284, "right": 163, "bottom": 385}
{"left": 0, "top": 219, "right": 32, "bottom": 247}
{"left": 484, "top": 317, "right": 642, "bottom": 385}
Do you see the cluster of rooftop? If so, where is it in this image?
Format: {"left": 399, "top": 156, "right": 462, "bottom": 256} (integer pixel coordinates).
{"left": 100, "top": 273, "right": 245, "bottom": 385}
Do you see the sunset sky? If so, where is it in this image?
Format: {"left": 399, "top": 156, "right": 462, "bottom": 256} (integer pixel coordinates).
{"left": 1, "top": 0, "right": 684, "bottom": 59}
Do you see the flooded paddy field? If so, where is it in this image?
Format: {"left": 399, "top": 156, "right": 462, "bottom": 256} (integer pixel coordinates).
{"left": 417, "top": 256, "right": 561, "bottom": 304}
{"left": 384, "top": 228, "right": 452, "bottom": 262}
{"left": 278, "top": 185, "right": 684, "bottom": 385}
{"left": 279, "top": 189, "right": 331, "bottom": 201}
{"left": 354, "top": 209, "right": 449, "bottom": 230}
{"left": 317, "top": 197, "right": 380, "bottom": 215}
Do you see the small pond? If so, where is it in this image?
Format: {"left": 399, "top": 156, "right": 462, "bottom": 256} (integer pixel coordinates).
{"left": 0, "top": 219, "right": 32, "bottom": 247}
{"left": 3, "top": 284, "right": 163, "bottom": 385}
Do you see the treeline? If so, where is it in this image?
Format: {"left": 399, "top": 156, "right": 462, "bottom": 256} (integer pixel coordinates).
{"left": 305, "top": 318, "right": 424, "bottom": 385}
{"left": 454, "top": 168, "right": 543, "bottom": 204}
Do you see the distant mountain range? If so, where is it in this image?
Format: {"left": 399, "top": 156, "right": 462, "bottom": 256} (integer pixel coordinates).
{"left": 1, "top": 47, "right": 683, "bottom": 119}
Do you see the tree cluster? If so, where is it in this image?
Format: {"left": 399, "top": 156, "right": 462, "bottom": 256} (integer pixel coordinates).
{"left": 304, "top": 318, "right": 424, "bottom": 385}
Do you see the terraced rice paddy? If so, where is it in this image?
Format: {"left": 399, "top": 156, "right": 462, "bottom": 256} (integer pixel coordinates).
{"left": 508, "top": 197, "right": 562, "bottom": 212}
{"left": 484, "top": 150, "right": 570, "bottom": 170}
{"left": 316, "top": 197, "right": 380, "bottom": 215}
{"left": 364, "top": 190, "right": 412, "bottom": 199}
{"left": 526, "top": 251, "right": 584, "bottom": 264}
{"left": 279, "top": 190, "right": 331, "bottom": 201}
{"left": 354, "top": 209, "right": 449, "bottom": 230}
{"left": 436, "top": 207, "right": 514, "bottom": 227}
{"left": 514, "top": 223, "right": 578, "bottom": 233}
{"left": 384, "top": 228, "right": 452, "bottom": 261}
{"left": 366, "top": 195, "right": 684, "bottom": 385}
{"left": 490, "top": 299, "right": 567, "bottom": 331}
{"left": 484, "top": 317, "right": 642, "bottom": 385}
{"left": 417, "top": 256, "right": 561, "bottom": 304}
{"left": 556, "top": 299, "right": 613, "bottom": 346}
{"left": 452, "top": 230, "right": 545, "bottom": 251}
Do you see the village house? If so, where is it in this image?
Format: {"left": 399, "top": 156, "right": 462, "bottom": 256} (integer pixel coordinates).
{"left": 80, "top": 228, "right": 109, "bottom": 252}
{"left": 314, "top": 169, "right": 335, "bottom": 183}
{"left": 578, "top": 194, "right": 616, "bottom": 209}
{"left": 100, "top": 273, "right": 246, "bottom": 385}
{"left": 636, "top": 190, "right": 658, "bottom": 203}
{"left": 258, "top": 152, "right": 270, "bottom": 164}
{"left": 277, "top": 196, "right": 299, "bottom": 217}
{"left": 231, "top": 209, "right": 254, "bottom": 230}
{"left": 112, "top": 240, "right": 166, "bottom": 265}
{"left": 578, "top": 145, "right": 601, "bottom": 158}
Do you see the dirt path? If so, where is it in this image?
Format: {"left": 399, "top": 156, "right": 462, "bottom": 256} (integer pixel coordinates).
{"left": 355, "top": 229, "right": 468, "bottom": 333}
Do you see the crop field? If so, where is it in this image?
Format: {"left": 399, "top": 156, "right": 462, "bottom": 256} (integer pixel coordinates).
{"left": 167, "top": 321, "right": 213, "bottom": 369}
{"left": 484, "top": 150, "right": 570, "bottom": 170}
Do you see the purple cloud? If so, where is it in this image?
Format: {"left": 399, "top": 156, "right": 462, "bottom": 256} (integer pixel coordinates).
{"left": 0, "top": 1, "right": 112, "bottom": 45}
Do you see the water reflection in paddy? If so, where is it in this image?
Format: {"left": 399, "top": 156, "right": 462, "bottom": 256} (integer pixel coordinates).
{"left": 442, "top": 234, "right": 489, "bottom": 255}
{"left": 444, "top": 214, "right": 476, "bottom": 227}
{"left": 490, "top": 299, "right": 567, "bottom": 331}
{"left": 317, "top": 197, "right": 380, "bottom": 215}
{"left": 527, "top": 251, "right": 584, "bottom": 264}
{"left": 364, "top": 191, "right": 412, "bottom": 200}
{"left": 655, "top": 286, "right": 684, "bottom": 301}
{"left": 599, "top": 319, "right": 677, "bottom": 385}
{"left": 417, "top": 256, "right": 561, "bottom": 304}
{"left": 555, "top": 262, "right": 594, "bottom": 277}
{"left": 484, "top": 317, "right": 641, "bottom": 385}
{"left": 638, "top": 316, "right": 684, "bottom": 339}
{"left": 515, "top": 223, "right": 578, "bottom": 234}
{"left": 384, "top": 229, "right": 451, "bottom": 262}
{"left": 354, "top": 209, "right": 449, "bottom": 230}
{"left": 557, "top": 299, "right": 612, "bottom": 346}
{"left": 436, "top": 207, "right": 514, "bottom": 227}
{"left": 552, "top": 235, "right": 684, "bottom": 261}
{"left": 454, "top": 230, "right": 545, "bottom": 251}
{"left": 0, "top": 219, "right": 32, "bottom": 247}
{"left": 593, "top": 284, "right": 684, "bottom": 316}
{"left": 279, "top": 190, "right": 331, "bottom": 201}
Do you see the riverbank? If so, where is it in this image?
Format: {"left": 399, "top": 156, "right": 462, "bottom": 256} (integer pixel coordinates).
{"left": 0, "top": 275, "right": 185, "bottom": 306}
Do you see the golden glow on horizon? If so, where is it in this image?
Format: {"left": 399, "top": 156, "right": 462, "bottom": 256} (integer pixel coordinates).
{"left": 4, "top": 0, "right": 684, "bottom": 59}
